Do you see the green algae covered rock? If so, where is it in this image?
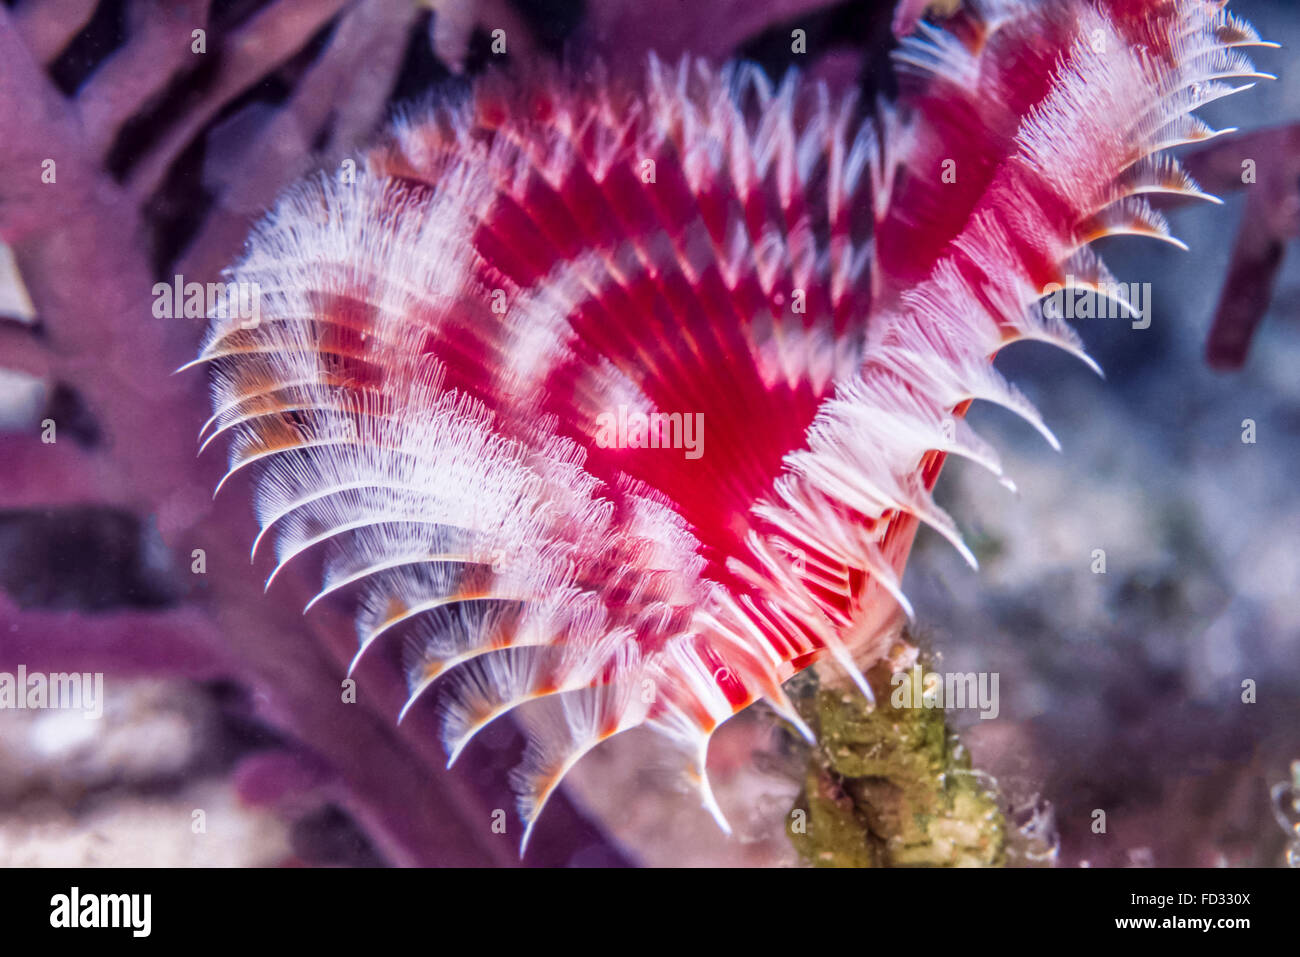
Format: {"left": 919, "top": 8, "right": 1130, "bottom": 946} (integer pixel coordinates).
{"left": 786, "top": 653, "right": 1007, "bottom": 867}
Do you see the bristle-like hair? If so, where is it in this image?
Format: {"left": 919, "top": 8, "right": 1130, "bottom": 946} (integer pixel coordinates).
{"left": 194, "top": 0, "right": 1267, "bottom": 851}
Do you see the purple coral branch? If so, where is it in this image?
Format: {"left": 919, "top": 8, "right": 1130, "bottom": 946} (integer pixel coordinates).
{"left": 77, "top": 0, "right": 215, "bottom": 159}
{"left": 123, "top": 0, "right": 353, "bottom": 202}
{"left": 1182, "top": 124, "right": 1300, "bottom": 370}
{"left": 176, "top": 0, "right": 418, "bottom": 284}
{"left": 0, "top": 0, "right": 625, "bottom": 867}
{"left": 11, "top": 0, "right": 99, "bottom": 66}
{"left": 0, "top": 595, "right": 235, "bottom": 679}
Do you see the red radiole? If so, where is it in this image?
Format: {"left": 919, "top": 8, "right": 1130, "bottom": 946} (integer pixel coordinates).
{"left": 190, "top": 0, "right": 1272, "bottom": 851}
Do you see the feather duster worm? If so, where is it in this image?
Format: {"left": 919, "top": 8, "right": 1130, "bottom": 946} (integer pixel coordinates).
{"left": 189, "top": 0, "right": 1271, "bottom": 851}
